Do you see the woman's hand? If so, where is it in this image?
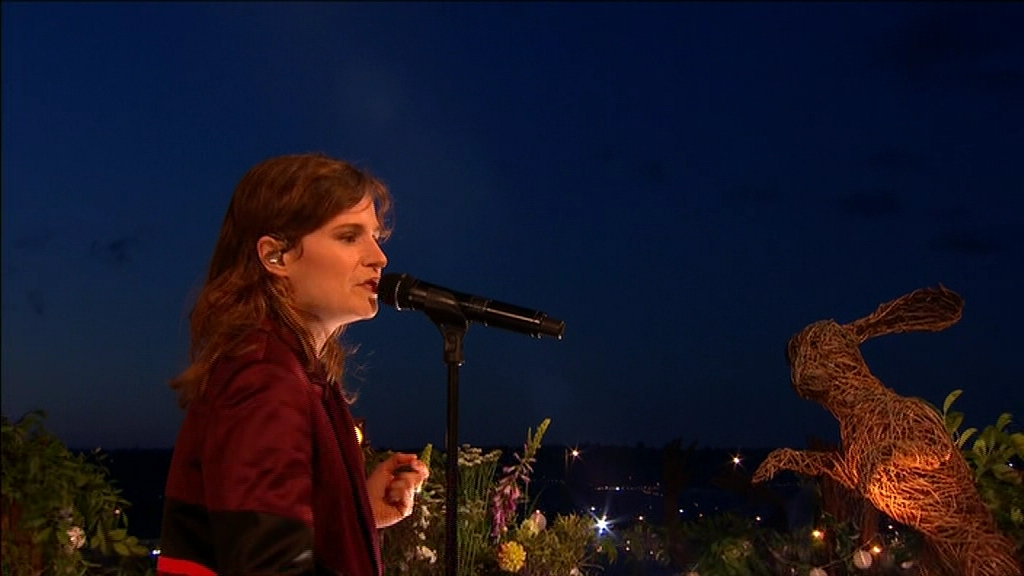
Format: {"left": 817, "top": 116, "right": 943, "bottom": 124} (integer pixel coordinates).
{"left": 366, "top": 453, "right": 429, "bottom": 529}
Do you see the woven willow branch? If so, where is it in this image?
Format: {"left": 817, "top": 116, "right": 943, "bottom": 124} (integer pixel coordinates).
{"left": 753, "top": 286, "right": 1021, "bottom": 576}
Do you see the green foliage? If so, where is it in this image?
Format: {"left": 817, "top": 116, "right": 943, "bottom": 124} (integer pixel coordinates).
{"left": 942, "top": 390, "right": 1024, "bottom": 552}
{"left": 458, "top": 445, "right": 502, "bottom": 576}
{"left": 616, "top": 390, "right": 1022, "bottom": 574}
{"left": 1, "top": 411, "right": 153, "bottom": 576}
{"left": 368, "top": 419, "right": 609, "bottom": 576}
{"left": 619, "top": 509, "right": 923, "bottom": 575}
{"left": 672, "top": 514, "right": 772, "bottom": 576}
{"left": 510, "top": 514, "right": 602, "bottom": 576}
{"left": 941, "top": 389, "right": 979, "bottom": 449}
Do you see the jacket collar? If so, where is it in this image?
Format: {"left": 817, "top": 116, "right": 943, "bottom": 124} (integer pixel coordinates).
{"left": 260, "top": 316, "right": 329, "bottom": 383}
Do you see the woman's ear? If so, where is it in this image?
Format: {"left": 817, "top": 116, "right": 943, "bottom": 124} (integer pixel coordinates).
{"left": 845, "top": 285, "right": 963, "bottom": 343}
{"left": 257, "top": 235, "right": 288, "bottom": 277}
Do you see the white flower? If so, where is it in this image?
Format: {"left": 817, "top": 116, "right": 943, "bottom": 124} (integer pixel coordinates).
{"left": 852, "top": 549, "right": 872, "bottom": 570}
{"left": 415, "top": 545, "right": 437, "bottom": 564}
{"left": 522, "top": 510, "right": 547, "bottom": 535}
{"left": 458, "top": 445, "right": 483, "bottom": 465}
{"left": 416, "top": 504, "right": 432, "bottom": 529}
{"left": 63, "top": 526, "right": 86, "bottom": 553}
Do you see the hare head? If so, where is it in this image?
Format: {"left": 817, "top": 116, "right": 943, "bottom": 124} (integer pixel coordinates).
{"left": 787, "top": 319, "right": 869, "bottom": 404}
{"left": 786, "top": 286, "right": 962, "bottom": 407}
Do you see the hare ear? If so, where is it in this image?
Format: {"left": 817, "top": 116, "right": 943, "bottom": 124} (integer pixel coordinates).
{"left": 845, "top": 285, "right": 964, "bottom": 343}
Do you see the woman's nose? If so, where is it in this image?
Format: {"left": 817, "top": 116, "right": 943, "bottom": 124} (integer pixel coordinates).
{"left": 366, "top": 239, "right": 388, "bottom": 269}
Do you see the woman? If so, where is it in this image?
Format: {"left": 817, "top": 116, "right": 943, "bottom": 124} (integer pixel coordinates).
{"left": 158, "top": 153, "right": 428, "bottom": 576}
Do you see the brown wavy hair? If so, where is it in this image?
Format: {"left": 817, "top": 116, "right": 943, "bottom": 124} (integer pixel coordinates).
{"left": 170, "top": 153, "right": 392, "bottom": 408}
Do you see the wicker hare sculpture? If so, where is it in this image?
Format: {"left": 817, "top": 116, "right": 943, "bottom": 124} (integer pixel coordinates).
{"left": 752, "top": 286, "right": 1021, "bottom": 576}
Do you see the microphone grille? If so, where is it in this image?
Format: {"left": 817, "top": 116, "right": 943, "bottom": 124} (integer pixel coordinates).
{"left": 378, "top": 273, "right": 407, "bottom": 308}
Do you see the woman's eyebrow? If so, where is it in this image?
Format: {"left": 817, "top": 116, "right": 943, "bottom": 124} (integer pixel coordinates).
{"left": 330, "top": 223, "right": 385, "bottom": 238}
{"left": 330, "top": 223, "right": 365, "bottom": 233}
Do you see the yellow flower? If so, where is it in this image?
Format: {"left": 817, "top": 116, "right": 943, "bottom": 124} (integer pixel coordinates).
{"left": 497, "top": 540, "right": 526, "bottom": 573}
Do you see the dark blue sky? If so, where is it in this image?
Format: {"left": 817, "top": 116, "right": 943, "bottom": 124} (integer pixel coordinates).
{"left": 3, "top": 2, "right": 1022, "bottom": 451}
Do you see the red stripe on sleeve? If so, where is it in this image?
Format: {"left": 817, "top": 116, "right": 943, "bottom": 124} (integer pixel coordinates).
{"left": 157, "top": 556, "right": 218, "bottom": 576}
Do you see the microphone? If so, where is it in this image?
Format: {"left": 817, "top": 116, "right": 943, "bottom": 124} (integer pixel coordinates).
{"left": 378, "top": 273, "right": 565, "bottom": 339}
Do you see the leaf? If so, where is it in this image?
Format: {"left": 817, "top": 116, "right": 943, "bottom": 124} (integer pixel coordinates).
{"left": 24, "top": 517, "right": 48, "bottom": 529}
{"left": 32, "top": 526, "right": 52, "bottom": 544}
{"left": 973, "top": 437, "right": 988, "bottom": 456}
{"left": 943, "top": 389, "right": 963, "bottom": 415}
{"left": 992, "top": 464, "right": 1021, "bottom": 485}
{"left": 1011, "top": 433, "right": 1024, "bottom": 457}
{"left": 958, "top": 428, "right": 978, "bottom": 449}
{"left": 130, "top": 543, "right": 149, "bottom": 556}
{"left": 996, "top": 413, "right": 1013, "bottom": 432}
{"left": 92, "top": 528, "right": 106, "bottom": 550}
{"left": 113, "top": 541, "right": 130, "bottom": 556}
{"left": 946, "top": 412, "right": 964, "bottom": 435}
{"left": 419, "top": 444, "right": 433, "bottom": 469}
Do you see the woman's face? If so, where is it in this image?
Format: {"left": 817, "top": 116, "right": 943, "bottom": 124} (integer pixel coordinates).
{"left": 282, "top": 195, "right": 388, "bottom": 333}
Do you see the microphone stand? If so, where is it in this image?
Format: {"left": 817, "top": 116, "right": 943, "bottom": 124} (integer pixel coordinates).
{"left": 423, "top": 297, "right": 469, "bottom": 576}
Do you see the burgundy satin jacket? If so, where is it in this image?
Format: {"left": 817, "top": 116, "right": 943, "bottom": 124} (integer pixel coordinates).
{"left": 158, "top": 319, "right": 382, "bottom": 576}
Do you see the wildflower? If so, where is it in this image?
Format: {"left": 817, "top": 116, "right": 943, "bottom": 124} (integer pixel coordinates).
{"left": 458, "top": 445, "right": 483, "bottom": 467}
{"left": 414, "top": 545, "right": 437, "bottom": 564}
{"left": 416, "top": 504, "right": 431, "bottom": 529}
{"left": 492, "top": 480, "right": 521, "bottom": 538}
{"left": 522, "top": 509, "right": 546, "bottom": 536}
{"left": 497, "top": 540, "right": 526, "bottom": 573}
{"left": 64, "top": 526, "right": 86, "bottom": 553}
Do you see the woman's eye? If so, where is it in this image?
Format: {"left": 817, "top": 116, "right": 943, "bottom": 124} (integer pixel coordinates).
{"left": 337, "top": 234, "right": 357, "bottom": 243}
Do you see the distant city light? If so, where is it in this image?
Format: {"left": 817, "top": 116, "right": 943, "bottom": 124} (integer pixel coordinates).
{"left": 571, "top": 449, "right": 580, "bottom": 458}
{"left": 152, "top": 548, "right": 161, "bottom": 556}
{"left": 637, "top": 515, "right": 644, "bottom": 521}
{"left": 755, "top": 516, "right": 761, "bottom": 522}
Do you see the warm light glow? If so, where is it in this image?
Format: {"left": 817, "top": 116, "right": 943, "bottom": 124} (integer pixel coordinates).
{"left": 571, "top": 449, "right": 580, "bottom": 458}
{"left": 811, "top": 529, "right": 824, "bottom": 540}
{"left": 637, "top": 515, "right": 644, "bottom": 521}
{"left": 871, "top": 545, "right": 882, "bottom": 554}
{"left": 354, "top": 425, "right": 364, "bottom": 445}
{"left": 732, "top": 455, "right": 741, "bottom": 465}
